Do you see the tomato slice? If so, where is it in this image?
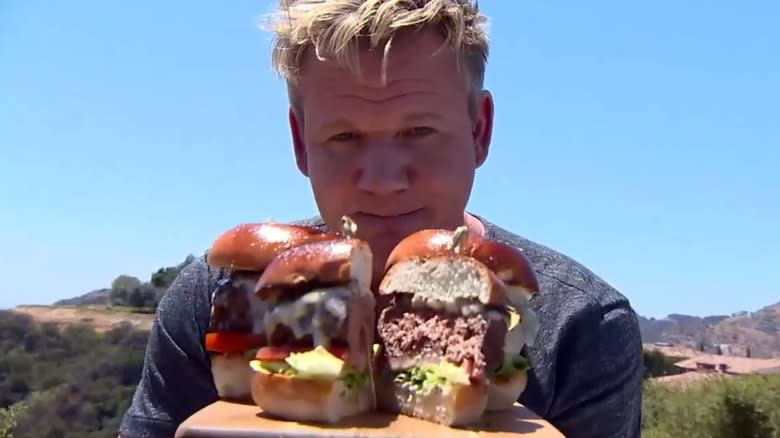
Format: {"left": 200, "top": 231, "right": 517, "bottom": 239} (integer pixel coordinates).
{"left": 255, "top": 344, "right": 349, "bottom": 362}
{"left": 205, "top": 332, "right": 267, "bottom": 354}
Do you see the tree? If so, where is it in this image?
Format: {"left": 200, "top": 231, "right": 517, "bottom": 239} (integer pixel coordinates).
{"left": 109, "top": 288, "right": 128, "bottom": 307}
{"left": 127, "top": 288, "right": 145, "bottom": 309}
{"left": 110, "top": 275, "right": 141, "bottom": 292}
{"left": 643, "top": 350, "right": 683, "bottom": 379}
{"left": 719, "top": 391, "right": 773, "bottom": 438}
{"left": 0, "top": 400, "right": 28, "bottom": 438}
{"left": 110, "top": 275, "right": 143, "bottom": 308}
{"left": 150, "top": 267, "right": 179, "bottom": 289}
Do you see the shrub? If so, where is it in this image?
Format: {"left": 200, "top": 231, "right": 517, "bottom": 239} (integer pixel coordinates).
{"left": 643, "top": 374, "right": 780, "bottom": 438}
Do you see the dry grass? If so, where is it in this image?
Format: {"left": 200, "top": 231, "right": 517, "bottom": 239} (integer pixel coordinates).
{"left": 643, "top": 343, "right": 703, "bottom": 359}
{"left": 11, "top": 305, "right": 154, "bottom": 333}
{"left": 651, "top": 371, "right": 735, "bottom": 389}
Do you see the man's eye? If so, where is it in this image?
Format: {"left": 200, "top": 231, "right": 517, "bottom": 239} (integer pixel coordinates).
{"left": 330, "top": 132, "right": 358, "bottom": 142}
{"left": 403, "top": 127, "right": 436, "bottom": 137}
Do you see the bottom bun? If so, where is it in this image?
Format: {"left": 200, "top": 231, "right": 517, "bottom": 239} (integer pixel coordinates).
{"left": 250, "top": 372, "right": 373, "bottom": 423}
{"left": 377, "top": 377, "right": 488, "bottom": 427}
{"left": 211, "top": 354, "right": 253, "bottom": 402}
{"left": 486, "top": 371, "right": 528, "bottom": 411}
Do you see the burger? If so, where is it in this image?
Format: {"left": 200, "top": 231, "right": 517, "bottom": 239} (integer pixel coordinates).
{"left": 204, "top": 222, "right": 340, "bottom": 401}
{"left": 375, "top": 226, "right": 540, "bottom": 426}
{"left": 247, "top": 228, "right": 378, "bottom": 423}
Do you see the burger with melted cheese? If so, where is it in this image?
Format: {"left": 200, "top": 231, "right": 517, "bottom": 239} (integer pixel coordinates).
{"left": 205, "top": 222, "right": 339, "bottom": 401}
{"left": 375, "top": 226, "right": 540, "bottom": 426}
{"left": 248, "top": 229, "right": 377, "bottom": 423}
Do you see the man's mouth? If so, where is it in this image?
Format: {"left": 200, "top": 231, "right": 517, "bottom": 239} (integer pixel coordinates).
{"left": 353, "top": 209, "right": 422, "bottom": 219}
{"left": 348, "top": 209, "right": 425, "bottom": 231}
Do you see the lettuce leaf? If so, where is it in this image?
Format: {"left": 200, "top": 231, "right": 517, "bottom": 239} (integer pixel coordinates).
{"left": 243, "top": 348, "right": 260, "bottom": 360}
{"left": 492, "top": 353, "right": 530, "bottom": 379}
{"left": 285, "top": 345, "right": 345, "bottom": 378}
{"left": 250, "top": 359, "right": 297, "bottom": 375}
{"left": 249, "top": 345, "right": 371, "bottom": 391}
{"left": 393, "top": 361, "right": 470, "bottom": 396}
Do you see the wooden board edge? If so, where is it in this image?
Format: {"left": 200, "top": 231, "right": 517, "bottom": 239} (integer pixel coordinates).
{"left": 175, "top": 401, "right": 566, "bottom": 438}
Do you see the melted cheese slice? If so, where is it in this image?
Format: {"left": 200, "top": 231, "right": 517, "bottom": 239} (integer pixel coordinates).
{"left": 503, "top": 302, "right": 540, "bottom": 355}
{"left": 263, "top": 283, "right": 361, "bottom": 347}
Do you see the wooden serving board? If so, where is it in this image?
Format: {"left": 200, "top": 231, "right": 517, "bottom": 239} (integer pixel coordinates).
{"left": 175, "top": 400, "right": 565, "bottom": 438}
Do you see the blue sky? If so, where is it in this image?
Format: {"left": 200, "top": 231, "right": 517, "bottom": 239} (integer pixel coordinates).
{"left": 1, "top": 1, "right": 778, "bottom": 318}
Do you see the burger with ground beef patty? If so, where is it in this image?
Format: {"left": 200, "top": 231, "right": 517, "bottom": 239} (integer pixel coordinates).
{"left": 205, "top": 222, "right": 341, "bottom": 402}
{"left": 247, "top": 217, "right": 378, "bottom": 423}
{"left": 375, "top": 226, "right": 540, "bottom": 426}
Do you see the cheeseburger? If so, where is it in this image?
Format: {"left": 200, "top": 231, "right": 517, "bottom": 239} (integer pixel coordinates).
{"left": 247, "top": 218, "right": 377, "bottom": 423}
{"left": 375, "top": 226, "right": 540, "bottom": 426}
{"left": 205, "top": 222, "right": 339, "bottom": 401}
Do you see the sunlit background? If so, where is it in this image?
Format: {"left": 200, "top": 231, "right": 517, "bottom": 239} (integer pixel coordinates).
{"left": 2, "top": 1, "right": 778, "bottom": 318}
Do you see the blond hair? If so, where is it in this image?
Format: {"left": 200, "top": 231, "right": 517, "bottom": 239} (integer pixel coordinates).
{"left": 263, "top": 0, "right": 490, "bottom": 113}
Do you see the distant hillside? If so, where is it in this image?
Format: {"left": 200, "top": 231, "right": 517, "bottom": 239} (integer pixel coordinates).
{"left": 638, "top": 302, "right": 780, "bottom": 358}
{"left": 48, "top": 254, "right": 197, "bottom": 308}
{"left": 54, "top": 288, "right": 111, "bottom": 306}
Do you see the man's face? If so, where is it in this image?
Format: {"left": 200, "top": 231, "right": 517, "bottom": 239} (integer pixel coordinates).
{"left": 289, "top": 29, "right": 494, "bottom": 275}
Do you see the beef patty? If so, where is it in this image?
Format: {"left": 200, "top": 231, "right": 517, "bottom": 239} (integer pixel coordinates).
{"left": 209, "top": 272, "right": 263, "bottom": 333}
{"left": 377, "top": 296, "right": 506, "bottom": 380}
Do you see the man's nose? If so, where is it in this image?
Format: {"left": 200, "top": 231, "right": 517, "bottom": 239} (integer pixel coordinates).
{"left": 355, "top": 140, "right": 411, "bottom": 195}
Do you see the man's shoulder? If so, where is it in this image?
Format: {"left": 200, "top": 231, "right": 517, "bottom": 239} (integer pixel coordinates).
{"left": 156, "top": 251, "right": 223, "bottom": 316}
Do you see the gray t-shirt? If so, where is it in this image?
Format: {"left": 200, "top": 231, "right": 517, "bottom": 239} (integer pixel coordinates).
{"left": 119, "top": 215, "right": 643, "bottom": 438}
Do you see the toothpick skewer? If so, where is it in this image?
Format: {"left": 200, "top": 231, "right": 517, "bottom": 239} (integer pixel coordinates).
{"left": 339, "top": 214, "right": 376, "bottom": 408}
{"left": 449, "top": 225, "right": 470, "bottom": 254}
{"left": 341, "top": 215, "right": 358, "bottom": 238}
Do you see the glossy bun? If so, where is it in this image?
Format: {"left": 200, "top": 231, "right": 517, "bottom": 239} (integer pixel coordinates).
{"left": 207, "top": 222, "right": 339, "bottom": 271}
{"left": 254, "top": 238, "right": 373, "bottom": 295}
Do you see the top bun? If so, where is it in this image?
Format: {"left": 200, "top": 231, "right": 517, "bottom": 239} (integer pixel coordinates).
{"left": 255, "top": 237, "right": 373, "bottom": 295}
{"left": 207, "top": 222, "right": 339, "bottom": 271}
{"left": 386, "top": 228, "right": 540, "bottom": 299}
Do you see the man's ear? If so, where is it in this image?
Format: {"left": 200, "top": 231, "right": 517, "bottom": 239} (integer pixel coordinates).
{"left": 472, "top": 90, "right": 494, "bottom": 168}
{"left": 289, "top": 107, "right": 308, "bottom": 176}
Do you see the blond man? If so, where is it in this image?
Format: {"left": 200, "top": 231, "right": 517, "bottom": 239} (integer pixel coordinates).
{"left": 119, "top": 1, "right": 643, "bottom": 437}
